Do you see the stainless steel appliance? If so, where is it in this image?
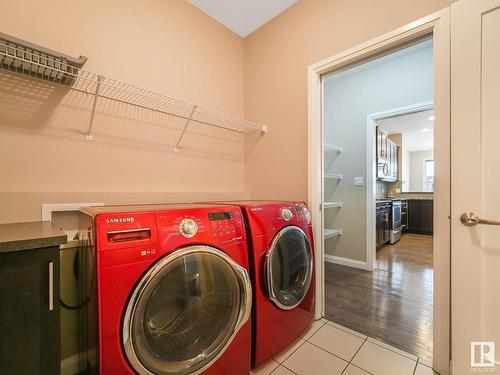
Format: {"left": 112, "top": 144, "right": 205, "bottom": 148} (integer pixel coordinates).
{"left": 390, "top": 199, "right": 403, "bottom": 244}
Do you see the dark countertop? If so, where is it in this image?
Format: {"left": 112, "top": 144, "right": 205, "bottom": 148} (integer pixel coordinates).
{"left": 0, "top": 221, "right": 67, "bottom": 254}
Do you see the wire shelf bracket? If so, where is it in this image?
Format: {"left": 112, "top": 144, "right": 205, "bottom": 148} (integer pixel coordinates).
{"left": 174, "top": 105, "right": 197, "bottom": 152}
{"left": 86, "top": 75, "right": 103, "bottom": 141}
{"left": 0, "top": 33, "right": 267, "bottom": 149}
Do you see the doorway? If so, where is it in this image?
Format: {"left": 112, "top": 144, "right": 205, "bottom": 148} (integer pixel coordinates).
{"left": 308, "top": 10, "right": 450, "bottom": 375}
{"left": 322, "top": 39, "right": 435, "bottom": 364}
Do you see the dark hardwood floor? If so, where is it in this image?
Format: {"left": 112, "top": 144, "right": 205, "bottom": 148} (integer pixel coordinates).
{"left": 325, "top": 233, "right": 433, "bottom": 363}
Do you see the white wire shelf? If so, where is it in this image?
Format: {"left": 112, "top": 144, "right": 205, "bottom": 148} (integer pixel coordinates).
{"left": 324, "top": 143, "right": 342, "bottom": 153}
{"left": 324, "top": 229, "right": 343, "bottom": 239}
{"left": 324, "top": 202, "right": 343, "bottom": 209}
{"left": 0, "top": 38, "right": 267, "bottom": 148}
{"left": 324, "top": 173, "right": 343, "bottom": 180}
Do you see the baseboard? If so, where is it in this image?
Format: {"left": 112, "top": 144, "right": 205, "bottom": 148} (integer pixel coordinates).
{"left": 61, "top": 348, "right": 97, "bottom": 375}
{"left": 324, "top": 254, "right": 371, "bottom": 270}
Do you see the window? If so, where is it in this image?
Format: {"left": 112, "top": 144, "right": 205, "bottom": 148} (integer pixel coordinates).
{"left": 423, "top": 159, "right": 434, "bottom": 192}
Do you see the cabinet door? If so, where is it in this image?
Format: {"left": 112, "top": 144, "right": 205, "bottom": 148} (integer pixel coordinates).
{"left": 408, "top": 200, "right": 434, "bottom": 235}
{"left": 376, "top": 211, "right": 383, "bottom": 245}
{"left": 0, "top": 247, "right": 60, "bottom": 375}
{"left": 392, "top": 144, "right": 399, "bottom": 179}
{"left": 376, "top": 127, "right": 388, "bottom": 159}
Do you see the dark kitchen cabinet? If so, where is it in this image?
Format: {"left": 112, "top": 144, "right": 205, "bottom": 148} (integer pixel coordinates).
{"left": 376, "top": 202, "right": 391, "bottom": 246}
{"left": 0, "top": 222, "right": 66, "bottom": 375}
{"left": 407, "top": 199, "right": 434, "bottom": 235}
{"left": 376, "top": 127, "right": 398, "bottom": 182}
{"left": 376, "top": 127, "right": 388, "bottom": 160}
{"left": 387, "top": 140, "right": 398, "bottom": 181}
{"left": 401, "top": 200, "right": 408, "bottom": 232}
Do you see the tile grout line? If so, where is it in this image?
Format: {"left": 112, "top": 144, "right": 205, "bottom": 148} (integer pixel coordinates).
{"left": 349, "top": 336, "right": 368, "bottom": 364}
{"left": 341, "top": 336, "right": 378, "bottom": 375}
{"left": 413, "top": 356, "right": 420, "bottom": 375}
{"left": 326, "top": 320, "right": 368, "bottom": 340}
{"left": 280, "top": 362, "right": 299, "bottom": 375}
{"left": 274, "top": 339, "right": 307, "bottom": 365}
{"left": 306, "top": 339, "right": 354, "bottom": 366}
{"left": 365, "top": 337, "right": 419, "bottom": 361}
{"left": 270, "top": 320, "right": 327, "bottom": 375}
{"left": 325, "top": 318, "right": 418, "bottom": 361}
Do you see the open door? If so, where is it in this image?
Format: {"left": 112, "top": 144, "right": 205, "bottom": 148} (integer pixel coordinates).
{"left": 451, "top": 0, "right": 500, "bottom": 372}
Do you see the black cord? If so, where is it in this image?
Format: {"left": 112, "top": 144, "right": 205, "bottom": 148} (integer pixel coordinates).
{"left": 60, "top": 236, "right": 94, "bottom": 310}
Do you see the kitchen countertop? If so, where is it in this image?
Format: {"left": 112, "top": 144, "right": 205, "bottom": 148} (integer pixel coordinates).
{"left": 377, "top": 197, "right": 433, "bottom": 202}
{"left": 0, "top": 221, "right": 67, "bottom": 254}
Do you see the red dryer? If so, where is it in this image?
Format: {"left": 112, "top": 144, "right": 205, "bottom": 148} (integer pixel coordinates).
{"left": 220, "top": 201, "right": 315, "bottom": 368}
{"left": 81, "top": 204, "right": 252, "bottom": 375}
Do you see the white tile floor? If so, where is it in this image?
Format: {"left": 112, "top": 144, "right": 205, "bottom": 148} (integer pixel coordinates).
{"left": 251, "top": 318, "right": 438, "bottom": 375}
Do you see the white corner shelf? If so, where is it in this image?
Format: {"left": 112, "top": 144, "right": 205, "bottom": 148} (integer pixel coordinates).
{"left": 324, "top": 228, "right": 343, "bottom": 239}
{"left": 0, "top": 36, "right": 267, "bottom": 149}
{"left": 324, "top": 143, "right": 342, "bottom": 153}
{"left": 324, "top": 202, "right": 343, "bottom": 209}
{"left": 324, "top": 173, "right": 343, "bottom": 180}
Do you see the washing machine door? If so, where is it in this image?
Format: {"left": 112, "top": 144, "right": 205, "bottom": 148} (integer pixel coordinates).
{"left": 265, "top": 226, "right": 313, "bottom": 310}
{"left": 122, "top": 245, "right": 252, "bottom": 375}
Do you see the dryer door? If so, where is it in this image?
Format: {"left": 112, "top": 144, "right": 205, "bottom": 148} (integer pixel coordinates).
{"left": 265, "top": 226, "right": 313, "bottom": 310}
{"left": 122, "top": 245, "right": 251, "bottom": 375}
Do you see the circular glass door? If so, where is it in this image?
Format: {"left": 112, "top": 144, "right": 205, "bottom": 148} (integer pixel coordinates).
{"left": 122, "top": 245, "right": 251, "bottom": 375}
{"left": 265, "top": 226, "right": 313, "bottom": 310}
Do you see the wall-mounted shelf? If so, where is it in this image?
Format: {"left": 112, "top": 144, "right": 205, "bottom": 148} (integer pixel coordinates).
{"left": 324, "top": 173, "right": 343, "bottom": 180}
{"left": 0, "top": 33, "right": 267, "bottom": 150}
{"left": 324, "top": 143, "right": 342, "bottom": 153}
{"left": 324, "top": 229, "right": 343, "bottom": 239}
{"left": 324, "top": 202, "right": 343, "bottom": 209}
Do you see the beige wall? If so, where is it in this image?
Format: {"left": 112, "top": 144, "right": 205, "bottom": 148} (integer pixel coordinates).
{"left": 0, "top": 0, "right": 247, "bottom": 224}
{"left": 0, "top": 0, "right": 457, "bottom": 224}
{"left": 244, "top": 0, "right": 453, "bottom": 202}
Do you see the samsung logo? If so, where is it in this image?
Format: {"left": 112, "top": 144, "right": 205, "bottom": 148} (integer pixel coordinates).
{"left": 106, "top": 217, "right": 135, "bottom": 224}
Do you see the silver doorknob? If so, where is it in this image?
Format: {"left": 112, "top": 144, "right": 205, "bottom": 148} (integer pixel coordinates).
{"left": 460, "top": 212, "right": 500, "bottom": 226}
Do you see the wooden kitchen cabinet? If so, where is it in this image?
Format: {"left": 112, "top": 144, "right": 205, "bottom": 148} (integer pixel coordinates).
{"left": 376, "top": 127, "right": 388, "bottom": 160}
{"left": 407, "top": 199, "right": 433, "bottom": 235}
{"left": 0, "top": 222, "right": 66, "bottom": 375}
{"left": 387, "top": 140, "right": 398, "bottom": 181}
{"left": 376, "top": 202, "right": 391, "bottom": 246}
{"left": 376, "top": 127, "right": 399, "bottom": 182}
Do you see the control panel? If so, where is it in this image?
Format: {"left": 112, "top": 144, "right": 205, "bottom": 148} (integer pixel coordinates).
{"left": 209, "top": 212, "right": 242, "bottom": 238}
{"left": 281, "top": 203, "right": 311, "bottom": 225}
{"left": 294, "top": 204, "right": 312, "bottom": 225}
{"left": 160, "top": 208, "right": 245, "bottom": 243}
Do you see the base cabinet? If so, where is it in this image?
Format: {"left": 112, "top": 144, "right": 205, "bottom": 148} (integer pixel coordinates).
{"left": 0, "top": 246, "right": 60, "bottom": 375}
{"left": 407, "top": 199, "right": 433, "bottom": 235}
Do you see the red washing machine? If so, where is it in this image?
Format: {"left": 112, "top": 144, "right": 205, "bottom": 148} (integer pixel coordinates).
{"left": 216, "top": 201, "right": 315, "bottom": 368}
{"left": 81, "top": 204, "right": 252, "bottom": 375}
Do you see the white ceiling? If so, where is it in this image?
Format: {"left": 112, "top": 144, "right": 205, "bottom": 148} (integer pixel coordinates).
{"left": 187, "top": 0, "right": 299, "bottom": 37}
{"left": 378, "top": 110, "right": 434, "bottom": 152}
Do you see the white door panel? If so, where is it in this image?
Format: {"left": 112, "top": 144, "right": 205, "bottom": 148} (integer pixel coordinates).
{"left": 452, "top": 0, "right": 500, "bottom": 373}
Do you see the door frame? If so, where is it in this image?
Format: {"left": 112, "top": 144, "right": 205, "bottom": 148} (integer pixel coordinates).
{"left": 366, "top": 101, "right": 434, "bottom": 270}
{"left": 307, "top": 9, "right": 451, "bottom": 374}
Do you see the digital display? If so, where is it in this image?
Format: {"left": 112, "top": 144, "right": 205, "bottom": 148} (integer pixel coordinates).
{"left": 208, "top": 212, "right": 233, "bottom": 221}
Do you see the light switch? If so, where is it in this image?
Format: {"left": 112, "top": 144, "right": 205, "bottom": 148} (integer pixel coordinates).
{"left": 354, "top": 176, "right": 364, "bottom": 186}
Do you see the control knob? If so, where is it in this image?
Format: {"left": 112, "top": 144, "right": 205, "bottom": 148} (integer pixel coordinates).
{"left": 281, "top": 208, "right": 293, "bottom": 221}
{"left": 179, "top": 218, "right": 198, "bottom": 238}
